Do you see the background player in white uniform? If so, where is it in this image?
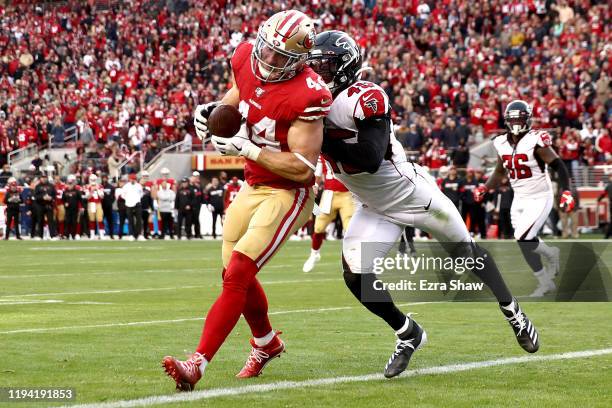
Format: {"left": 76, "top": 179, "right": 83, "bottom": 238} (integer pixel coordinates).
{"left": 475, "top": 100, "right": 575, "bottom": 296}
{"left": 309, "top": 31, "right": 540, "bottom": 379}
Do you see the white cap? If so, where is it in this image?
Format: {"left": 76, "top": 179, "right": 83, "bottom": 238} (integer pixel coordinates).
{"left": 7, "top": 176, "right": 17, "bottom": 184}
{"left": 89, "top": 174, "right": 98, "bottom": 183}
{"left": 141, "top": 170, "right": 150, "bottom": 177}
{"left": 67, "top": 174, "right": 76, "bottom": 183}
{"left": 161, "top": 167, "right": 170, "bottom": 175}
{"left": 192, "top": 171, "right": 200, "bottom": 177}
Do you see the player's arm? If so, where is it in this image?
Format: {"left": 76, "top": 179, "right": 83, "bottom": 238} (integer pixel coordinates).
{"left": 535, "top": 145, "right": 570, "bottom": 192}
{"left": 536, "top": 144, "right": 575, "bottom": 212}
{"left": 220, "top": 75, "right": 240, "bottom": 108}
{"left": 484, "top": 156, "right": 506, "bottom": 191}
{"left": 255, "top": 119, "right": 323, "bottom": 184}
{"left": 323, "top": 115, "right": 390, "bottom": 174}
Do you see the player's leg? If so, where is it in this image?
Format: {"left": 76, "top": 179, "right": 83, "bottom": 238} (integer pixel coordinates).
{"left": 512, "top": 195, "right": 558, "bottom": 297}
{"left": 96, "top": 204, "right": 105, "bottom": 238}
{"left": 303, "top": 209, "right": 333, "bottom": 272}
{"left": 405, "top": 169, "right": 539, "bottom": 352}
{"left": 231, "top": 186, "right": 313, "bottom": 377}
{"left": 342, "top": 205, "right": 427, "bottom": 378}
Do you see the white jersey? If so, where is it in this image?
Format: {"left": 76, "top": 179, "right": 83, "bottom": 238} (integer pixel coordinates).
{"left": 492, "top": 130, "right": 553, "bottom": 198}
{"left": 323, "top": 80, "right": 418, "bottom": 213}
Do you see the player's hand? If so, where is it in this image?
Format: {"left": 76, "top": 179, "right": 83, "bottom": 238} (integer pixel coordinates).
{"left": 559, "top": 190, "right": 575, "bottom": 213}
{"left": 473, "top": 185, "right": 487, "bottom": 203}
{"left": 211, "top": 135, "right": 261, "bottom": 161}
{"left": 193, "top": 102, "right": 219, "bottom": 142}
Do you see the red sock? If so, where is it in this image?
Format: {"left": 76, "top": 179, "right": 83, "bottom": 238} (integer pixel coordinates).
{"left": 196, "top": 251, "right": 259, "bottom": 360}
{"left": 243, "top": 278, "right": 272, "bottom": 338}
{"left": 98, "top": 221, "right": 104, "bottom": 231}
{"left": 58, "top": 222, "right": 64, "bottom": 236}
{"left": 89, "top": 221, "right": 95, "bottom": 231}
{"left": 312, "top": 232, "right": 325, "bottom": 250}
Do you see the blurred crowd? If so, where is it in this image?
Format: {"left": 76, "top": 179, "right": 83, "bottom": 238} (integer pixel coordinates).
{"left": 0, "top": 167, "right": 243, "bottom": 240}
{"left": 0, "top": 0, "right": 609, "bottom": 176}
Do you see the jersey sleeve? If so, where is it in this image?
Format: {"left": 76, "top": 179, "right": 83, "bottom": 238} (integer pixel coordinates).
{"left": 535, "top": 130, "right": 553, "bottom": 148}
{"left": 353, "top": 87, "right": 389, "bottom": 121}
{"left": 295, "top": 71, "right": 333, "bottom": 121}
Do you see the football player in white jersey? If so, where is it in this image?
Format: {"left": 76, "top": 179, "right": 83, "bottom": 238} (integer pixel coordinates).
{"left": 309, "top": 31, "right": 540, "bottom": 379}
{"left": 475, "top": 100, "right": 574, "bottom": 296}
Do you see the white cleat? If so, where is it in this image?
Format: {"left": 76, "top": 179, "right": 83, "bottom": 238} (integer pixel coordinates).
{"left": 137, "top": 235, "right": 146, "bottom": 242}
{"left": 529, "top": 280, "right": 556, "bottom": 297}
{"left": 302, "top": 251, "right": 321, "bottom": 273}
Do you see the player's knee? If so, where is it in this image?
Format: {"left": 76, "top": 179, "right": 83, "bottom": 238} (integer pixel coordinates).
{"left": 222, "top": 251, "right": 258, "bottom": 293}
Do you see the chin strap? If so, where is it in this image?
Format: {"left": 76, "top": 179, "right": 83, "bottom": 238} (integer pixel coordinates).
{"left": 356, "top": 66, "right": 373, "bottom": 79}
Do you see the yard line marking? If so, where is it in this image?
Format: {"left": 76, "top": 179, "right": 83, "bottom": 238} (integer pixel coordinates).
{"left": 55, "top": 348, "right": 612, "bottom": 408}
{"left": 0, "top": 302, "right": 428, "bottom": 335}
{"left": 0, "top": 277, "right": 341, "bottom": 298}
{"left": 1, "top": 263, "right": 338, "bottom": 279}
{"left": 0, "top": 300, "right": 63, "bottom": 306}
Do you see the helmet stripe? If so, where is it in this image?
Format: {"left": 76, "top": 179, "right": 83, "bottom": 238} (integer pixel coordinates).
{"left": 279, "top": 13, "right": 305, "bottom": 40}
{"left": 276, "top": 11, "right": 297, "bottom": 34}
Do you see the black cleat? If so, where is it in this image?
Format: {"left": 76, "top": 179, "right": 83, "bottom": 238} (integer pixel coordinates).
{"left": 384, "top": 320, "right": 427, "bottom": 378}
{"left": 500, "top": 298, "right": 540, "bottom": 353}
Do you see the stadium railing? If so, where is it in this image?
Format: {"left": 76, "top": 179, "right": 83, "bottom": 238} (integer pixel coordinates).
{"left": 7, "top": 143, "right": 38, "bottom": 168}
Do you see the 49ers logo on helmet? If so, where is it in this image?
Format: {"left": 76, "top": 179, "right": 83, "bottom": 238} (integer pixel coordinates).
{"left": 303, "top": 29, "right": 315, "bottom": 49}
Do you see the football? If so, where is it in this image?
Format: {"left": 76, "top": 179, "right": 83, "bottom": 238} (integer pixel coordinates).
{"left": 207, "top": 104, "right": 242, "bottom": 138}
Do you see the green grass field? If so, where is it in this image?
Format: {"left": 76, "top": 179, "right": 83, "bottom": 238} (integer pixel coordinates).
{"left": 1, "top": 240, "right": 611, "bottom": 408}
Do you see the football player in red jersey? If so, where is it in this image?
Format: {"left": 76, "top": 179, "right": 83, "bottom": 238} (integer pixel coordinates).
{"left": 53, "top": 175, "right": 67, "bottom": 238}
{"left": 162, "top": 10, "right": 332, "bottom": 391}
{"left": 223, "top": 176, "right": 242, "bottom": 211}
{"left": 83, "top": 174, "right": 105, "bottom": 240}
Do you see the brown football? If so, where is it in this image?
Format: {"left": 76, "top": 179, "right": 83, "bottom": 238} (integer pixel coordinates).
{"left": 207, "top": 104, "right": 242, "bottom": 138}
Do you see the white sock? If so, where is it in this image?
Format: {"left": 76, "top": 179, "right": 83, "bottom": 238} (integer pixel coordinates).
{"left": 254, "top": 330, "right": 275, "bottom": 347}
{"left": 311, "top": 249, "right": 320, "bottom": 256}
{"left": 90, "top": 230, "right": 95, "bottom": 238}
{"left": 198, "top": 357, "right": 208, "bottom": 375}
{"left": 99, "top": 229, "right": 105, "bottom": 238}
{"left": 534, "top": 240, "right": 554, "bottom": 258}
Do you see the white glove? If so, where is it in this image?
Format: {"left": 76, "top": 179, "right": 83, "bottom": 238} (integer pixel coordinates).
{"left": 193, "top": 102, "right": 219, "bottom": 142}
{"left": 207, "top": 204, "right": 215, "bottom": 212}
{"left": 211, "top": 135, "right": 262, "bottom": 161}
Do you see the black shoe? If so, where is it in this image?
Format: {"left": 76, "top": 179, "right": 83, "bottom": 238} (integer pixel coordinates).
{"left": 384, "top": 318, "right": 427, "bottom": 378}
{"left": 500, "top": 298, "right": 539, "bottom": 353}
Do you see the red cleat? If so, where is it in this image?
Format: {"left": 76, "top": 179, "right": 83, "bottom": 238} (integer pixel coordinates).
{"left": 236, "top": 331, "right": 285, "bottom": 378}
{"left": 162, "top": 352, "right": 204, "bottom": 391}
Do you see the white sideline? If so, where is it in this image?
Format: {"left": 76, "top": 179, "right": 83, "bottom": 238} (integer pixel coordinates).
{"left": 56, "top": 348, "right": 612, "bottom": 408}
{"left": 0, "top": 277, "right": 340, "bottom": 298}
{"left": 0, "top": 303, "right": 434, "bottom": 335}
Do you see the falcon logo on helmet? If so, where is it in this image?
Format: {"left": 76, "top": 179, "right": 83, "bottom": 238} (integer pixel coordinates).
{"left": 504, "top": 100, "right": 533, "bottom": 136}
{"left": 251, "top": 10, "right": 315, "bottom": 83}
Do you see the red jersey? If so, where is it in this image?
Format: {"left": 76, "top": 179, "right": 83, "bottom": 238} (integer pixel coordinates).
{"left": 317, "top": 156, "right": 348, "bottom": 192}
{"left": 224, "top": 182, "right": 241, "bottom": 209}
{"left": 231, "top": 42, "right": 332, "bottom": 189}
{"left": 84, "top": 183, "right": 104, "bottom": 203}
{"left": 55, "top": 182, "right": 66, "bottom": 205}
